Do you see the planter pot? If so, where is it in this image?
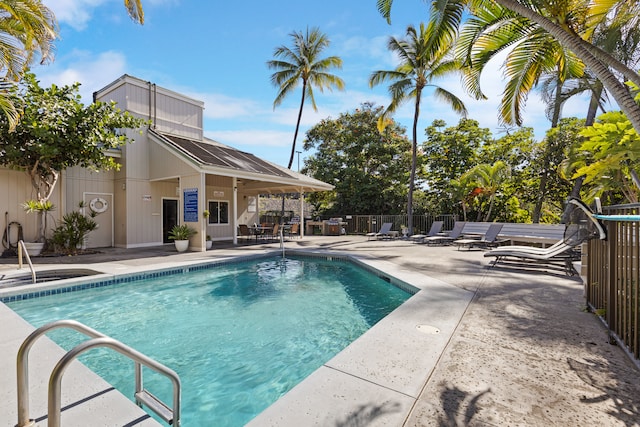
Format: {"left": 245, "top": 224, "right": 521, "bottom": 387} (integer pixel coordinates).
{"left": 206, "top": 240, "right": 213, "bottom": 250}
{"left": 23, "top": 242, "right": 44, "bottom": 256}
{"left": 174, "top": 240, "right": 189, "bottom": 252}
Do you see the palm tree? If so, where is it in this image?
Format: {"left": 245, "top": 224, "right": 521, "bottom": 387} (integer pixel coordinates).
{"left": 456, "top": 1, "right": 584, "bottom": 127}
{"left": 267, "top": 27, "right": 344, "bottom": 170}
{"left": 467, "top": 161, "right": 511, "bottom": 221}
{"left": 0, "top": 0, "right": 57, "bottom": 129}
{"left": 124, "top": 0, "right": 144, "bottom": 24}
{"left": 539, "top": 0, "right": 640, "bottom": 127}
{"left": 370, "top": 22, "right": 467, "bottom": 235}
{"left": 378, "top": 0, "right": 640, "bottom": 141}
{"left": 450, "top": 174, "right": 476, "bottom": 221}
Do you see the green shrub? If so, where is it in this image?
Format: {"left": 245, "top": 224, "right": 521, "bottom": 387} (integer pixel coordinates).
{"left": 51, "top": 208, "right": 98, "bottom": 254}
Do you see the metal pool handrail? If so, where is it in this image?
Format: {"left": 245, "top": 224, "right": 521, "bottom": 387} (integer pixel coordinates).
{"left": 16, "top": 240, "right": 36, "bottom": 284}
{"left": 16, "top": 319, "right": 181, "bottom": 427}
{"left": 280, "top": 226, "right": 285, "bottom": 258}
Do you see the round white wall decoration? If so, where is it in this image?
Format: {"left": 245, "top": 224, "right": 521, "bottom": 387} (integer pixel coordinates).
{"left": 89, "top": 197, "right": 109, "bottom": 213}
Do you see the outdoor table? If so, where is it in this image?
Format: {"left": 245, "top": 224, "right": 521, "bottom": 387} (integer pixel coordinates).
{"left": 251, "top": 226, "right": 273, "bottom": 241}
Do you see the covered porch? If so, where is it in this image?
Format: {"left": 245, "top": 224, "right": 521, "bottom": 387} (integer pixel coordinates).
{"left": 148, "top": 130, "right": 333, "bottom": 251}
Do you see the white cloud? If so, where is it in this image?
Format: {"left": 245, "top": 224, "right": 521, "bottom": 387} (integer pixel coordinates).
{"left": 205, "top": 129, "right": 292, "bottom": 148}
{"left": 182, "top": 91, "right": 264, "bottom": 120}
{"left": 44, "top": 0, "right": 177, "bottom": 30}
{"left": 36, "top": 50, "right": 127, "bottom": 103}
{"left": 340, "top": 35, "right": 395, "bottom": 68}
{"left": 44, "top": 0, "right": 108, "bottom": 31}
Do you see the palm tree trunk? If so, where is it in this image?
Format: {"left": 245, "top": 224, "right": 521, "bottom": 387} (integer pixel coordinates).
{"left": 533, "top": 74, "right": 563, "bottom": 223}
{"left": 494, "top": 0, "right": 640, "bottom": 135}
{"left": 585, "top": 82, "right": 604, "bottom": 126}
{"left": 408, "top": 89, "right": 422, "bottom": 235}
{"left": 282, "top": 82, "right": 308, "bottom": 225}
{"left": 532, "top": 174, "right": 547, "bottom": 223}
{"left": 484, "top": 195, "right": 495, "bottom": 221}
{"left": 288, "top": 81, "right": 307, "bottom": 170}
{"left": 550, "top": 74, "right": 563, "bottom": 128}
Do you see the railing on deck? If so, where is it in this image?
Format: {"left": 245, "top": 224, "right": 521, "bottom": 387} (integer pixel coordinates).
{"left": 321, "top": 214, "right": 458, "bottom": 235}
{"left": 260, "top": 214, "right": 458, "bottom": 235}
{"left": 586, "top": 203, "right": 640, "bottom": 363}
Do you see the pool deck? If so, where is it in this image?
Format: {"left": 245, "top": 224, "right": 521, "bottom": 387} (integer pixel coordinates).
{"left": 1, "top": 236, "right": 639, "bottom": 426}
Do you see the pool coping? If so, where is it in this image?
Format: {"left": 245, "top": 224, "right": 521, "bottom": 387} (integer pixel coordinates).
{"left": 0, "top": 248, "right": 474, "bottom": 426}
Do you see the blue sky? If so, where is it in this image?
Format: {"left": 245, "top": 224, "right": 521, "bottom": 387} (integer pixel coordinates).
{"left": 36, "top": 0, "right": 591, "bottom": 167}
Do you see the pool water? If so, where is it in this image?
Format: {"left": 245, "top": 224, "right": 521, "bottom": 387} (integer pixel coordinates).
{"left": 8, "top": 256, "right": 411, "bottom": 426}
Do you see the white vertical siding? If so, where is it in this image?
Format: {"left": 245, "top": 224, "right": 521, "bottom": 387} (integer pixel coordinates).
{"left": 0, "top": 167, "right": 63, "bottom": 242}
{"left": 95, "top": 75, "right": 204, "bottom": 140}
{"left": 64, "top": 167, "right": 115, "bottom": 211}
{"left": 149, "top": 140, "right": 197, "bottom": 179}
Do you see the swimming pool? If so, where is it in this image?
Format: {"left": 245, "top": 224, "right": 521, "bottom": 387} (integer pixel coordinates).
{"left": 6, "top": 254, "right": 413, "bottom": 426}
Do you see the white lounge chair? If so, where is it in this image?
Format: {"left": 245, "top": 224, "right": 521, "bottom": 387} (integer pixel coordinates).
{"left": 455, "top": 223, "right": 504, "bottom": 250}
{"left": 422, "top": 221, "right": 466, "bottom": 245}
{"left": 410, "top": 221, "right": 443, "bottom": 243}
{"left": 484, "top": 197, "right": 608, "bottom": 275}
{"left": 366, "top": 222, "right": 394, "bottom": 240}
{"left": 484, "top": 240, "right": 580, "bottom": 275}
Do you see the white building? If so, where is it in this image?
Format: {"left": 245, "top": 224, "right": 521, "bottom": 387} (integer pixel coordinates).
{"left": 1, "top": 74, "right": 332, "bottom": 251}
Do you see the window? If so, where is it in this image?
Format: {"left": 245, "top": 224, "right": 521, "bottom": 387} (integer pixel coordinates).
{"left": 208, "top": 200, "right": 229, "bottom": 224}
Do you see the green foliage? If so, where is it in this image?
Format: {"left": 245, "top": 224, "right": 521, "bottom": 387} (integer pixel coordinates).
{"left": 168, "top": 224, "right": 197, "bottom": 240}
{"left": 479, "top": 127, "right": 535, "bottom": 171}
{"left": 0, "top": 72, "right": 146, "bottom": 241}
{"left": 0, "top": 72, "right": 147, "bottom": 202}
{"left": 575, "top": 111, "right": 640, "bottom": 202}
{"left": 424, "top": 118, "right": 489, "bottom": 181}
{"left": 422, "top": 118, "right": 491, "bottom": 215}
{"left": 303, "top": 103, "right": 412, "bottom": 215}
{"left": 0, "top": 0, "right": 58, "bottom": 130}
{"left": 22, "top": 199, "right": 56, "bottom": 242}
{"left": 494, "top": 196, "right": 531, "bottom": 223}
{"left": 51, "top": 207, "right": 98, "bottom": 255}
{"left": 525, "top": 117, "right": 585, "bottom": 221}
{"left": 22, "top": 200, "right": 55, "bottom": 213}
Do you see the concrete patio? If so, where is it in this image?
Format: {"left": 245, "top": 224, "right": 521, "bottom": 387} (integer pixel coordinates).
{"left": 1, "top": 235, "right": 639, "bottom": 426}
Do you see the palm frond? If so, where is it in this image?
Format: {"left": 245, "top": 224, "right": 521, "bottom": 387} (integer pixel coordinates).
{"left": 501, "top": 35, "right": 559, "bottom": 125}
{"left": 369, "top": 69, "right": 407, "bottom": 88}
{"left": 272, "top": 75, "right": 300, "bottom": 108}
{"left": 377, "top": 0, "right": 394, "bottom": 24}
{"left": 432, "top": 87, "right": 468, "bottom": 117}
{"left": 123, "top": 0, "right": 144, "bottom": 24}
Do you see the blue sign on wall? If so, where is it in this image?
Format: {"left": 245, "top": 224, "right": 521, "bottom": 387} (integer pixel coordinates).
{"left": 183, "top": 188, "right": 198, "bottom": 222}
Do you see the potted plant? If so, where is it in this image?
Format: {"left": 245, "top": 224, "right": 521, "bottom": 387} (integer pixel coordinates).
{"left": 206, "top": 235, "right": 213, "bottom": 250}
{"left": 21, "top": 200, "right": 56, "bottom": 255}
{"left": 168, "top": 224, "right": 197, "bottom": 252}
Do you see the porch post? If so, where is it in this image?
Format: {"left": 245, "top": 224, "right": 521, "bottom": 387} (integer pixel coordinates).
{"left": 199, "top": 172, "right": 206, "bottom": 251}
{"left": 232, "top": 177, "right": 238, "bottom": 245}
{"left": 300, "top": 188, "right": 305, "bottom": 239}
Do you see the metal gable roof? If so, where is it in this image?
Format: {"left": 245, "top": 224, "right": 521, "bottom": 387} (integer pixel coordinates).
{"left": 158, "top": 132, "right": 292, "bottom": 178}
{"left": 149, "top": 129, "right": 333, "bottom": 192}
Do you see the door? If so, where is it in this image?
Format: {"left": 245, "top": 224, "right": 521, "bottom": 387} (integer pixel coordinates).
{"left": 163, "top": 198, "right": 178, "bottom": 243}
{"left": 84, "top": 193, "right": 113, "bottom": 248}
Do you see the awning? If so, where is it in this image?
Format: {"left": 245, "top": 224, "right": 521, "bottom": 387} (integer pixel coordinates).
{"left": 148, "top": 129, "right": 333, "bottom": 193}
